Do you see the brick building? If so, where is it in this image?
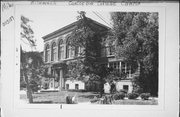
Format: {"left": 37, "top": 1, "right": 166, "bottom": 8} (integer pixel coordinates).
{"left": 42, "top": 18, "right": 136, "bottom": 93}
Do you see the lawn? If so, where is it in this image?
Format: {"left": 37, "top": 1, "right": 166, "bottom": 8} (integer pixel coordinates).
{"left": 20, "top": 90, "right": 99, "bottom": 104}
{"left": 20, "top": 91, "right": 158, "bottom": 105}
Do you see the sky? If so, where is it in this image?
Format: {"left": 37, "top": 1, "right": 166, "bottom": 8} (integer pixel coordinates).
{"left": 18, "top": 6, "right": 112, "bottom": 52}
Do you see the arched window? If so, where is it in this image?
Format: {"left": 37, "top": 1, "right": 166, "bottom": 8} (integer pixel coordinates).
{"left": 66, "top": 37, "right": 75, "bottom": 59}
{"left": 45, "top": 44, "right": 50, "bottom": 62}
{"left": 66, "top": 43, "right": 71, "bottom": 59}
{"left": 75, "top": 46, "right": 81, "bottom": 57}
{"left": 58, "top": 39, "right": 64, "bottom": 60}
{"left": 51, "top": 42, "right": 56, "bottom": 61}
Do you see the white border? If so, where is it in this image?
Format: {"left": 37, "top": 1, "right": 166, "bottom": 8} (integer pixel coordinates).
{"left": 13, "top": 3, "right": 165, "bottom": 111}
{"left": 2, "top": 1, "right": 179, "bottom": 117}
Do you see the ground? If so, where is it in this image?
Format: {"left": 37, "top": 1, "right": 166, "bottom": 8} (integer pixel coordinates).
{"left": 20, "top": 90, "right": 158, "bottom": 105}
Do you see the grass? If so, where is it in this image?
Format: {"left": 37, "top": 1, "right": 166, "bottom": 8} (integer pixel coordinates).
{"left": 20, "top": 91, "right": 158, "bottom": 105}
{"left": 20, "top": 90, "right": 99, "bottom": 104}
{"left": 112, "top": 99, "right": 158, "bottom": 105}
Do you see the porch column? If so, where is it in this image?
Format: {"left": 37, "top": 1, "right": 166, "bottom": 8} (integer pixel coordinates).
{"left": 119, "top": 61, "right": 121, "bottom": 74}
{"left": 59, "top": 69, "right": 63, "bottom": 91}
{"left": 125, "top": 63, "right": 127, "bottom": 74}
{"left": 107, "top": 62, "right": 110, "bottom": 67}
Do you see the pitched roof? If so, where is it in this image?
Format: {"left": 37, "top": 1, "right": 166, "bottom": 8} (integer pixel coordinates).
{"left": 42, "top": 18, "right": 110, "bottom": 41}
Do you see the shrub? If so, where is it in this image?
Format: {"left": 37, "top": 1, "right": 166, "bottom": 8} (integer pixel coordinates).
{"left": 113, "top": 92, "right": 125, "bottom": 100}
{"left": 119, "top": 89, "right": 128, "bottom": 94}
{"left": 30, "top": 80, "right": 39, "bottom": 92}
{"left": 99, "top": 95, "right": 113, "bottom": 104}
{"left": 90, "top": 96, "right": 99, "bottom": 103}
{"left": 140, "top": 93, "right": 151, "bottom": 100}
{"left": 127, "top": 93, "right": 139, "bottom": 99}
{"left": 66, "top": 96, "right": 77, "bottom": 104}
{"left": 132, "top": 87, "right": 143, "bottom": 94}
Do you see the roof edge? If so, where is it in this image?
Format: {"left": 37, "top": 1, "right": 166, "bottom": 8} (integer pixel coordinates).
{"left": 42, "top": 18, "right": 110, "bottom": 40}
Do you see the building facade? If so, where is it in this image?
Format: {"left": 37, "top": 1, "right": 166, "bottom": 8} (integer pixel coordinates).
{"left": 42, "top": 18, "right": 136, "bottom": 93}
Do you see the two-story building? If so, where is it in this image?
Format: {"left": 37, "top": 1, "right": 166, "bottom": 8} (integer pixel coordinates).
{"left": 42, "top": 18, "right": 136, "bottom": 93}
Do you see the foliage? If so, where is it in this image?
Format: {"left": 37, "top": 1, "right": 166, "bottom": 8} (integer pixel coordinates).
{"left": 20, "top": 15, "right": 44, "bottom": 103}
{"left": 110, "top": 12, "right": 159, "bottom": 96}
{"left": 67, "top": 11, "right": 110, "bottom": 96}
{"left": 20, "top": 51, "right": 44, "bottom": 94}
{"left": 113, "top": 92, "right": 125, "bottom": 100}
{"left": 100, "top": 95, "right": 113, "bottom": 104}
{"left": 140, "top": 93, "right": 150, "bottom": 100}
{"left": 127, "top": 93, "right": 139, "bottom": 99}
{"left": 118, "top": 89, "right": 128, "bottom": 94}
{"left": 29, "top": 80, "right": 39, "bottom": 92}
{"left": 132, "top": 85, "right": 143, "bottom": 94}
{"left": 21, "top": 15, "right": 36, "bottom": 47}
{"left": 65, "top": 95, "right": 77, "bottom": 104}
{"left": 42, "top": 83, "right": 49, "bottom": 90}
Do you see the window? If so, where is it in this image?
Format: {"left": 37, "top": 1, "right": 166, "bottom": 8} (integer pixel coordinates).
{"left": 126, "top": 64, "right": 132, "bottom": 78}
{"left": 75, "top": 84, "right": 79, "bottom": 90}
{"left": 75, "top": 46, "right": 81, "bottom": 57}
{"left": 101, "top": 45, "right": 107, "bottom": 57}
{"left": 45, "top": 44, "right": 50, "bottom": 62}
{"left": 58, "top": 39, "right": 64, "bottom": 60}
{"left": 50, "top": 82, "right": 53, "bottom": 88}
{"left": 121, "top": 62, "right": 133, "bottom": 78}
{"left": 66, "top": 84, "right": 69, "bottom": 90}
{"left": 107, "top": 45, "right": 114, "bottom": 56}
{"left": 108, "top": 62, "right": 132, "bottom": 78}
{"left": 101, "top": 44, "right": 115, "bottom": 57}
{"left": 123, "top": 85, "right": 129, "bottom": 91}
{"left": 121, "top": 62, "right": 126, "bottom": 74}
{"left": 66, "top": 44, "right": 71, "bottom": 58}
{"left": 70, "top": 47, "right": 75, "bottom": 58}
{"left": 51, "top": 42, "right": 56, "bottom": 61}
{"left": 109, "top": 62, "right": 120, "bottom": 74}
{"left": 66, "top": 42, "right": 75, "bottom": 59}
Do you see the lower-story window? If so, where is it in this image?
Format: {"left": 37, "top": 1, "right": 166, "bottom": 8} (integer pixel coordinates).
{"left": 123, "top": 85, "right": 129, "bottom": 91}
{"left": 66, "top": 84, "right": 69, "bottom": 90}
{"left": 75, "top": 84, "right": 79, "bottom": 90}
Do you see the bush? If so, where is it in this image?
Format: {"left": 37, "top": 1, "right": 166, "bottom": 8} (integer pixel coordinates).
{"left": 30, "top": 80, "right": 39, "bottom": 92}
{"left": 113, "top": 92, "right": 125, "bottom": 100}
{"left": 20, "top": 80, "right": 26, "bottom": 90}
{"left": 119, "top": 89, "right": 128, "bottom": 94}
{"left": 99, "top": 95, "right": 113, "bottom": 104}
{"left": 66, "top": 96, "right": 77, "bottom": 104}
{"left": 67, "top": 89, "right": 86, "bottom": 92}
{"left": 127, "top": 93, "right": 139, "bottom": 99}
{"left": 132, "top": 87, "right": 143, "bottom": 94}
{"left": 140, "top": 93, "right": 151, "bottom": 100}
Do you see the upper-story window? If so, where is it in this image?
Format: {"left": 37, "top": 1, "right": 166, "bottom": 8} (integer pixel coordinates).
{"left": 101, "top": 45, "right": 115, "bottom": 57}
{"left": 109, "top": 62, "right": 132, "bottom": 78}
{"left": 51, "top": 42, "right": 56, "bottom": 61}
{"left": 66, "top": 43, "right": 71, "bottom": 59}
{"left": 66, "top": 39, "right": 75, "bottom": 59}
{"left": 121, "top": 62, "right": 132, "bottom": 78}
{"left": 58, "top": 39, "right": 64, "bottom": 60}
{"left": 45, "top": 44, "right": 50, "bottom": 62}
{"left": 107, "top": 45, "right": 115, "bottom": 56}
{"left": 75, "top": 46, "right": 82, "bottom": 57}
{"left": 101, "top": 46, "right": 106, "bottom": 57}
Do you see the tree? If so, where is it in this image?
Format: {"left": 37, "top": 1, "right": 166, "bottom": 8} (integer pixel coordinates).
{"left": 20, "top": 16, "right": 43, "bottom": 103}
{"left": 67, "top": 11, "right": 110, "bottom": 97}
{"left": 110, "top": 12, "right": 158, "bottom": 96}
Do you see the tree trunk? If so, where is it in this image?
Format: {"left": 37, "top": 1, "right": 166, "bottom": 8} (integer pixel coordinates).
{"left": 99, "top": 79, "right": 104, "bottom": 97}
{"left": 23, "top": 70, "right": 33, "bottom": 103}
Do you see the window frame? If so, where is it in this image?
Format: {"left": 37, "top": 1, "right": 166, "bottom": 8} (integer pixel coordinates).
{"left": 51, "top": 42, "right": 57, "bottom": 61}
{"left": 45, "top": 44, "right": 50, "bottom": 62}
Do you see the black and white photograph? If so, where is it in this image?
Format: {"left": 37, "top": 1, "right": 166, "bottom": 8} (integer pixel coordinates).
{"left": 1, "top": 1, "right": 179, "bottom": 117}
{"left": 18, "top": 6, "right": 159, "bottom": 105}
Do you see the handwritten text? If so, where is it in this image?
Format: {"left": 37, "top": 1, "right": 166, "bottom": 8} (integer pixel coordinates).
{"left": 2, "top": 16, "right": 14, "bottom": 27}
